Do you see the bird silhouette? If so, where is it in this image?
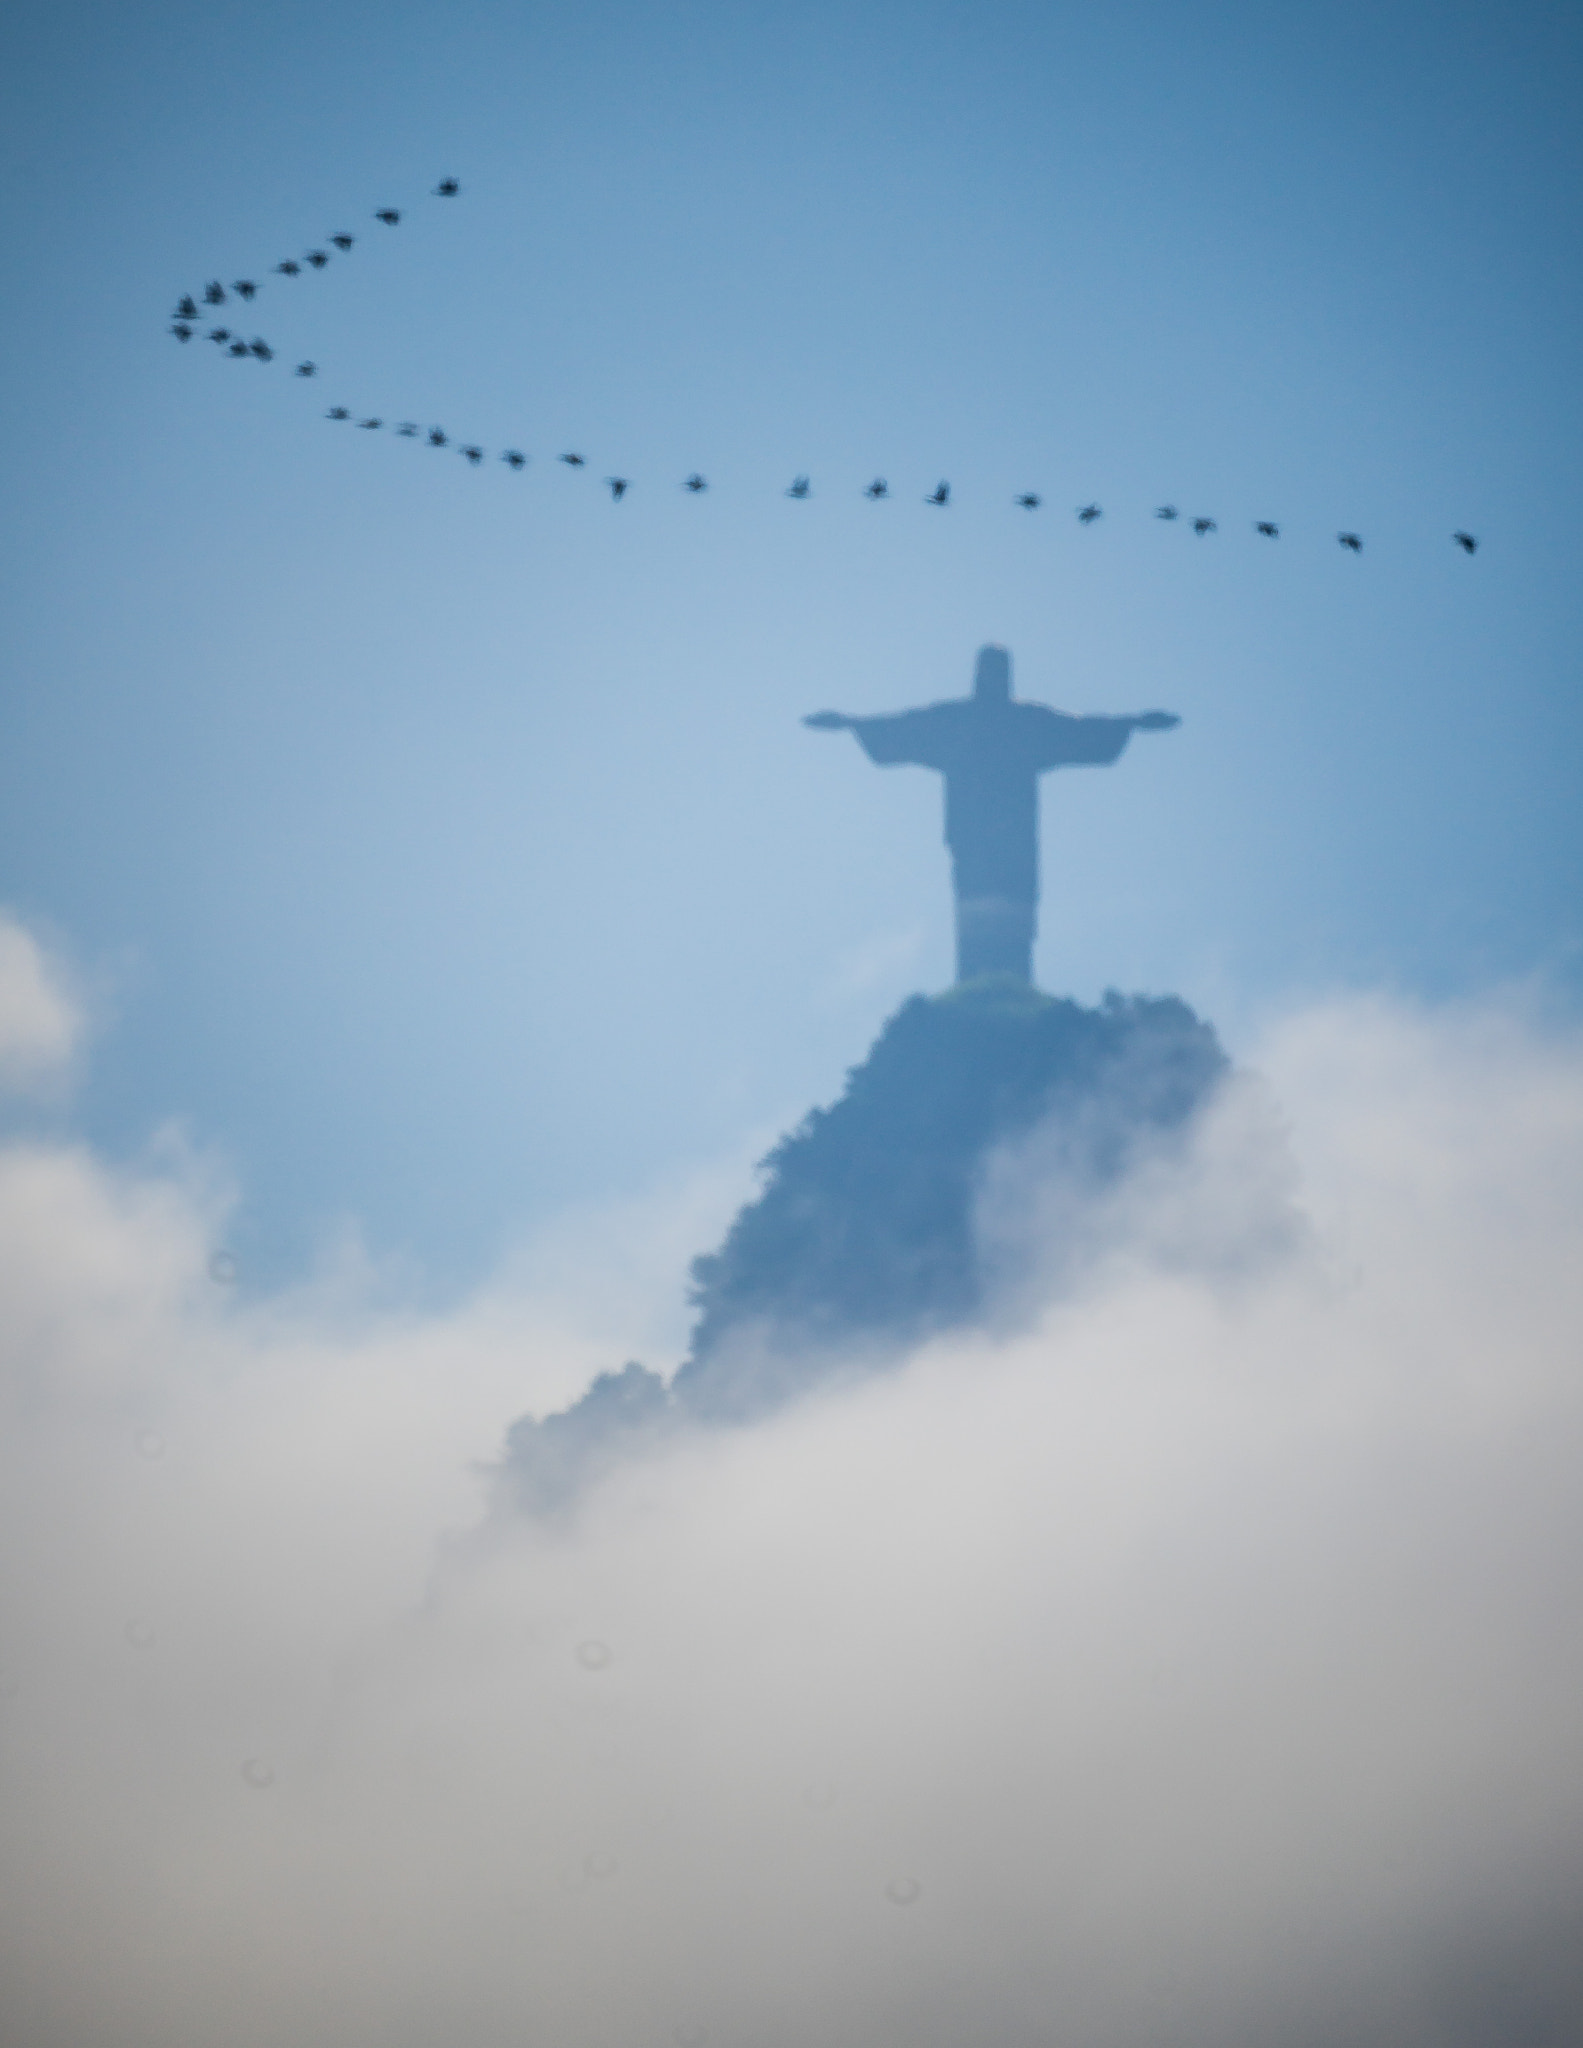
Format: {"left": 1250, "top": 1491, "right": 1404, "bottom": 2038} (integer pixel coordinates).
{"left": 1155, "top": 505, "right": 1179, "bottom": 520}
{"left": 864, "top": 478, "right": 889, "bottom": 499}
{"left": 305, "top": 250, "right": 329, "bottom": 268}
{"left": 326, "top": 407, "right": 350, "bottom": 420}
{"left": 1192, "top": 517, "right": 1217, "bottom": 535}
{"left": 1077, "top": 503, "right": 1102, "bottom": 523}
{"left": 295, "top": 361, "right": 316, "bottom": 377}
{"left": 926, "top": 481, "right": 950, "bottom": 506}
{"left": 206, "top": 327, "right": 231, "bottom": 343}
{"left": 276, "top": 260, "right": 300, "bottom": 276}
{"left": 233, "top": 280, "right": 257, "bottom": 300}
{"left": 374, "top": 208, "right": 401, "bottom": 226}
{"left": 786, "top": 475, "right": 810, "bottom": 497}
{"left": 606, "top": 477, "right": 629, "bottom": 500}
{"left": 1338, "top": 532, "right": 1363, "bottom": 553}
{"left": 1015, "top": 492, "right": 1041, "bottom": 509}
{"left": 396, "top": 423, "right": 419, "bottom": 437}
{"left": 249, "top": 338, "right": 272, "bottom": 360}
{"left": 1255, "top": 521, "right": 1280, "bottom": 538}
{"left": 174, "top": 295, "right": 199, "bottom": 321}
{"left": 329, "top": 234, "right": 354, "bottom": 251}
{"left": 203, "top": 281, "right": 226, "bottom": 305}
{"left": 428, "top": 428, "right": 447, "bottom": 447}
{"left": 359, "top": 417, "right": 382, "bottom": 430}
{"left": 559, "top": 452, "right": 586, "bottom": 467}
{"left": 461, "top": 445, "right": 483, "bottom": 464}
{"left": 170, "top": 323, "right": 193, "bottom": 341}
{"left": 434, "top": 178, "right": 460, "bottom": 196}
{"left": 502, "top": 450, "right": 527, "bottom": 468}
{"left": 683, "top": 473, "right": 707, "bottom": 492}
{"left": 227, "top": 341, "right": 250, "bottom": 356}
{"left": 1453, "top": 531, "right": 1478, "bottom": 554}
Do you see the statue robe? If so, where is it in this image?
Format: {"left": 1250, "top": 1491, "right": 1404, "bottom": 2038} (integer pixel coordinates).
{"left": 843, "top": 697, "right": 1139, "bottom": 982}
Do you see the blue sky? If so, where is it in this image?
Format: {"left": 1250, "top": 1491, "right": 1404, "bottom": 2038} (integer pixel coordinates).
{"left": 1, "top": 0, "right": 1579, "bottom": 1289}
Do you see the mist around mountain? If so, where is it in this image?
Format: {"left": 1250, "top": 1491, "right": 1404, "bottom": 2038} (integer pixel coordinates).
{"left": 497, "top": 979, "right": 1228, "bottom": 1509}
{"left": 8, "top": 894, "right": 1583, "bottom": 2048}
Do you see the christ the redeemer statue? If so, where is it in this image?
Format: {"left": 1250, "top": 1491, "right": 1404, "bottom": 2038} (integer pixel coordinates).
{"left": 805, "top": 645, "right": 1179, "bottom": 985}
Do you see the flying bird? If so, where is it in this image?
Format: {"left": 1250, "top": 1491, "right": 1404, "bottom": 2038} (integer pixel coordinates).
{"left": 1015, "top": 493, "right": 1041, "bottom": 509}
{"left": 329, "top": 234, "right": 354, "bottom": 251}
{"left": 1077, "top": 503, "right": 1102, "bottom": 523}
{"left": 374, "top": 208, "right": 401, "bottom": 225}
{"left": 305, "top": 250, "right": 329, "bottom": 268}
{"left": 170, "top": 323, "right": 193, "bottom": 341}
{"left": 358, "top": 417, "right": 382, "bottom": 429}
{"left": 683, "top": 473, "right": 708, "bottom": 492}
{"left": 926, "top": 481, "right": 950, "bottom": 506}
{"left": 396, "top": 422, "right": 419, "bottom": 436}
{"left": 428, "top": 428, "right": 447, "bottom": 446}
{"left": 1338, "top": 532, "right": 1363, "bottom": 553}
{"left": 232, "top": 280, "right": 257, "bottom": 300}
{"left": 1255, "top": 521, "right": 1280, "bottom": 538}
{"left": 203, "top": 281, "right": 226, "bottom": 305}
{"left": 786, "top": 475, "right": 810, "bottom": 498}
{"left": 1453, "top": 530, "right": 1478, "bottom": 554}
{"left": 249, "top": 338, "right": 272, "bottom": 360}
{"left": 460, "top": 445, "right": 483, "bottom": 464}
{"left": 502, "top": 450, "right": 527, "bottom": 468}
{"left": 864, "top": 478, "right": 889, "bottom": 499}
{"left": 227, "top": 340, "right": 250, "bottom": 356}
{"left": 326, "top": 407, "right": 350, "bottom": 420}
{"left": 295, "top": 361, "right": 316, "bottom": 376}
{"left": 206, "top": 327, "right": 231, "bottom": 343}
{"left": 1155, "top": 505, "right": 1179, "bottom": 520}
{"left": 434, "top": 178, "right": 460, "bottom": 196}
{"left": 276, "top": 259, "right": 300, "bottom": 276}
{"left": 174, "top": 295, "right": 199, "bottom": 320}
{"left": 1192, "top": 517, "right": 1217, "bottom": 535}
{"left": 559, "top": 452, "right": 586, "bottom": 467}
{"left": 606, "top": 476, "right": 629, "bottom": 499}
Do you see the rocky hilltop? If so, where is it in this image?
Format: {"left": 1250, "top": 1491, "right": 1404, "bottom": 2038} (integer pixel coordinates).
{"left": 499, "top": 979, "right": 1227, "bottom": 1505}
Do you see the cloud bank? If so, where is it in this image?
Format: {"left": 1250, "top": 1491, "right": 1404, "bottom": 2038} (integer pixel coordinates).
{"left": 1, "top": 951, "right": 1581, "bottom": 2048}
{"left": 0, "top": 912, "right": 81, "bottom": 1096}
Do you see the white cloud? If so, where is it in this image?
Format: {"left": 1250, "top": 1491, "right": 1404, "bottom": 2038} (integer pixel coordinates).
{"left": 0, "top": 912, "right": 82, "bottom": 1095}
{"left": 0, "top": 992, "right": 1580, "bottom": 2047}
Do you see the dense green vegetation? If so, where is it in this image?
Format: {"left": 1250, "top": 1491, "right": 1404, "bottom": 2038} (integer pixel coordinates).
{"left": 500, "top": 982, "right": 1226, "bottom": 1502}
{"left": 673, "top": 982, "right": 1225, "bottom": 1417}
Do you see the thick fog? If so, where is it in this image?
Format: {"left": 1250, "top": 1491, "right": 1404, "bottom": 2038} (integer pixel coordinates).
{"left": 2, "top": 914, "right": 1581, "bottom": 2048}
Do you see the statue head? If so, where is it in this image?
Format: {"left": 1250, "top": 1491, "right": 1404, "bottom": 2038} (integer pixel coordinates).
{"left": 972, "top": 645, "right": 1012, "bottom": 703}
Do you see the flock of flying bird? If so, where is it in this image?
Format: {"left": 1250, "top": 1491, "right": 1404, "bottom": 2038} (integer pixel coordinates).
{"left": 168, "top": 178, "right": 1483, "bottom": 559}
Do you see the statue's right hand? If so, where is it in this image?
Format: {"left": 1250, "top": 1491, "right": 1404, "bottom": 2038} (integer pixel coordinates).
{"left": 803, "top": 711, "right": 851, "bottom": 730}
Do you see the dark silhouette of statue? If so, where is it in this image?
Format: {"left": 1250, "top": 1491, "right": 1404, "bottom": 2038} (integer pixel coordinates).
{"left": 805, "top": 645, "right": 1180, "bottom": 984}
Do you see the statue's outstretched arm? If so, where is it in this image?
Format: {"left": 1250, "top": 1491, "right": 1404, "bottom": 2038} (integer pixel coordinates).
{"left": 804, "top": 705, "right": 953, "bottom": 768}
{"left": 1025, "top": 705, "right": 1181, "bottom": 769}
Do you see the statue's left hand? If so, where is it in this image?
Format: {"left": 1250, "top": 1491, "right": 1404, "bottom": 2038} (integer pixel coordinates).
{"left": 1135, "top": 710, "right": 1181, "bottom": 730}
